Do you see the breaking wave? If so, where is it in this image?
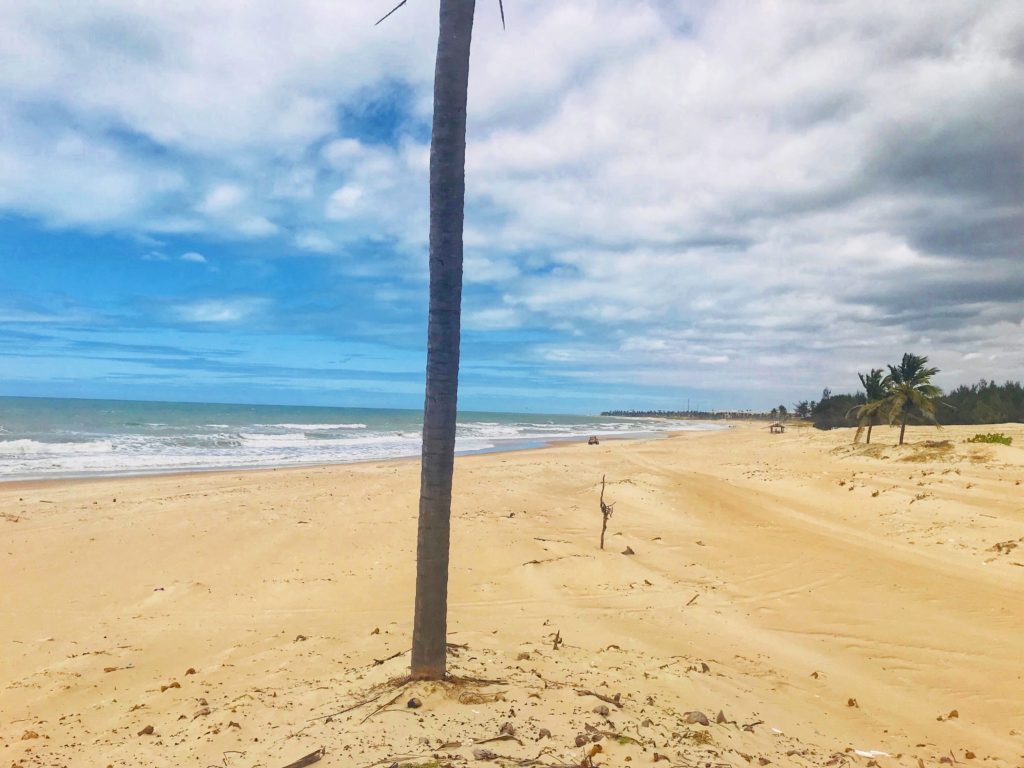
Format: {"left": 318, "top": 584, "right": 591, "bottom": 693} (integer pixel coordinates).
{"left": 0, "top": 402, "right": 723, "bottom": 481}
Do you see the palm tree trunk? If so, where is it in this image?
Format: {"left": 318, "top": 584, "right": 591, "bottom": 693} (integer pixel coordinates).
{"left": 866, "top": 422, "right": 873, "bottom": 444}
{"left": 411, "top": 0, "right": 476, "bottom": 681}
{"left": 899, "top": 420, "right": 906, "bottom": 445}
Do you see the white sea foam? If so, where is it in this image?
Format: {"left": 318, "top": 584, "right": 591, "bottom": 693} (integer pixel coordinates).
{"left": 252, "top": 423, "right": 367, "bottom": 430}
{"left": 0, "top": 439, "right": 115, "bottom": 456}
{"left": 0, "top": 407, "right": 725, "bottom": 481}
{"left": 238, "top": 432, "right": 311, "bottom": 446}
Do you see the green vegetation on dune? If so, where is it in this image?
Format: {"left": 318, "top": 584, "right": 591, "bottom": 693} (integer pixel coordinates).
{"left": 966, "top": 432, "right": 1013, "bottom": 446}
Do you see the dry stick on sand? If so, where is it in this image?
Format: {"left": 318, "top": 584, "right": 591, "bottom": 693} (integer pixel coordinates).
{"left": 307, "top": 688, "right": 393, "bottom": 723}
{"left": 575, "top": 688, "right": 624, "bottom": 708}
{"left": 599, "top": 475, "right": 615, "bottom": 549}
{"left": 358, "top": 692, "right": 405, "bottom": 725}
{"left": 278, "top": 748, "right": 325, "bottom": 768}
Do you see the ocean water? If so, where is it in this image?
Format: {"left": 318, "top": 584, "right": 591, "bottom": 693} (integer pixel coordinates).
{"left": 0, "top": 397, "right": 720, "bottom": 481}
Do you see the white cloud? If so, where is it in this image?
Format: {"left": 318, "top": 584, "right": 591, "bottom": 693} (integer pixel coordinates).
{"left": 294, "top": 231, "right": 335, "bottom": 253}
{"left": 235, "top": 216, "right": 279, "bottom": 237}
{"left": 174, "top": 298, "right": 269, "bottom": 324}
{"left": 272, "top": 167, "right": 317, "bottom": 200}
{"left": 0, "top": 3, "right": 437, "bottom": 154}
{"left": 464, "top": 307, "right": 522, "bottom": 331}
{"left": 0, "top": 120, "right": 182, "bottom": 226}
{"left": 621, "top": 337, "right": 669, "bottom": 353}
{"left": 199, "top": 184, "right": 246, "bottom": 215}
{"left": 180, "top": 251, "right": 207, "bottom": 264}
{"left": 0, "top": 1, "right": 440, "bottom": 233}
{"left": 322, "top": 138, "right": 364, "bottom": 167}
{"left": 464, "top": 252, "right": 519, "bottom": 283}
{"left": 325, "top": 185, "right": 364, "bottom": 219}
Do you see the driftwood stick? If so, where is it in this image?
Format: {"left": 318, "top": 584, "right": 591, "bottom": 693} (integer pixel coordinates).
{"left": 358, "top": 692, "right": 404, "bottom": 724}
{"left": 450, "top": 674, "right": 507, "bottom": 685}
{"left": 475, "top": 733, "right": 524, "bottom": 746}
{"left": 205, "top": 749, "right": 247, "bottom": 768}
{"left": 358, "top": 756, "right": 437, "bottom": 768}
{"left": 279, "top": 748, "right": 325, "bottom": 768}
{"left": 574, "top": 688, "right": 623, "bottom": 708}
{"left": 307, "top": 690, "right": 388, "bottom": 722}
{"left": 599, "top": 475, "right": 615, "bottom": 549}
{"left": 372, "top": 650, "right": 404, "bottom": 666}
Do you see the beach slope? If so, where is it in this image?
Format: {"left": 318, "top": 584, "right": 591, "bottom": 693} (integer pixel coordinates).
{"left": 2, "top": 422, "right": 1023, "bottom": 767}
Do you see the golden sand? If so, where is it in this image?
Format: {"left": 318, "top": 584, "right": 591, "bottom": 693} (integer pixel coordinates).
{"left": 2, "top": 422, "right": 1023, "bottom": 767}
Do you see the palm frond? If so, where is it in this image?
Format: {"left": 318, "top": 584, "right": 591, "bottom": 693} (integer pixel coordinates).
{"left": 375, "top": 0, "right": 408, "bottom": 26}
{"left": 885, "top": 392, "right": 908, "bottom": 424}
{"left": 876, "top": 353, "right": 945, "bottom": 431}
{"left": 913, "top": 393, "right": 937, "bottom": 411}
{"left": 859, "top": 368, "right": 888, "bottom": 401}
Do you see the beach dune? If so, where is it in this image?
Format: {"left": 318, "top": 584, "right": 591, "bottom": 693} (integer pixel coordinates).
{"left": 2, "top": 422, "right": 1023, "bottom": 767}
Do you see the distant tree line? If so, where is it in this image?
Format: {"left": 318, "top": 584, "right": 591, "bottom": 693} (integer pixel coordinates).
{"left": 810, "top": 356, "right": 1023, "bottom": 439}
{"left": 604, "top": 404, "right": 812, "bottom": 422}
{"left": 810, "top": 377, "right": 1023, "bottom": 435}
{"left": 606, "top": 355, "right": 1023, "bottom": 439}
{"left": 940, "top": 380, "right": 1024, "bottom": 424}
{"left": 601, "top": 409, "right": 778, "bottom": 421}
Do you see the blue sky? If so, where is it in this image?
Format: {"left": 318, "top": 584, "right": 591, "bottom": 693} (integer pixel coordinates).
{"left": 1, "top": 1, "right": 1021, "bottom": 413}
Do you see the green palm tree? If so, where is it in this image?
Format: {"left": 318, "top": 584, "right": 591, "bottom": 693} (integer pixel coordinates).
{"left": 410, "top": 0, "right": 477, "bottom": 681}
{"left": 850, "top": 368, "right": 888, "bottom": 444}
{"left": 882, "top": 353, "right": 942, "bottom": 446}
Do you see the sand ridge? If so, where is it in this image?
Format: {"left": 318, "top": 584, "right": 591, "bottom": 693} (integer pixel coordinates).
{"left": 1, "top": 422, "right": 1023, "bottom": 767}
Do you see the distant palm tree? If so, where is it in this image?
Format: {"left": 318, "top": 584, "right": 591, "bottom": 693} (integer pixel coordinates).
{"left": 850, "top": 368, "right": 888, "bottom": 444}
{"left": 883, "top": 353, "right": 942, "bottom": 446}
{"left": 410, "top": 0, "right": 477, "bottom": 681}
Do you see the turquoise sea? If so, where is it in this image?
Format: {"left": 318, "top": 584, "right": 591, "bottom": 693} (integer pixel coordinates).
{"left": 0, "top": 396, "right": 721, "bottom": 481}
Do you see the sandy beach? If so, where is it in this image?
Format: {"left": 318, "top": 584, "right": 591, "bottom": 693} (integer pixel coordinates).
{"left": 2, "top": 422, "right": 1023, "bottom": 768}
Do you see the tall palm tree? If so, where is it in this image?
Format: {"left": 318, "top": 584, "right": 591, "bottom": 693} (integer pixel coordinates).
{"left": 410, "top": 0, "right": 477, "bottom": 681}
{"left": 850, "top": 368, "right": 887, "bottom": 444}
{"left": 883, "top": 353, "right": 941, "bottom": 446}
